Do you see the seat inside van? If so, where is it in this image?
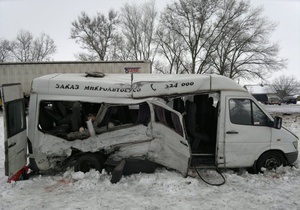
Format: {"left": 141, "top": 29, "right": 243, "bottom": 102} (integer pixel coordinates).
{"left": 172, "top": 93, "right": 219, "bottom": 154}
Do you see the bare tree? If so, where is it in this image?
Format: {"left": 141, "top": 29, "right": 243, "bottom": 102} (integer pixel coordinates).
{"left": 120, "top": 0, "right": 158, "bottom": 61}
{"left": 74, "top": 53, "right": 100, "bottom": 61}
{"left": 159, "top": 0, "right": 220, "bottom": 74}
{"left": 272, "top": 75, "right": 300, "bottom": 99}
{"left": 158, "top": 0, "right": 286, "bottom": 79}
{"left": 0, "top": 39, "right": 13, "bottom": 62}
{"left": 8, "top": 30, "right": 57, "bottom": 62}
{"left": 70, "top": 10, "right": 120, "bottom": 61}
{"left": 106, "top": 35, "right": 130, "bottom": 61}
{"left": 209, "top": 0, "right": 286, "bottom": 80}
{"left": 155, "top": 26, "right": 187, "bottom": 74}
{"left": 31, "top": 33, "right": 57, "bottom": 62}
{"left": 10, "top": 30, "right": 33, "bottom": 62}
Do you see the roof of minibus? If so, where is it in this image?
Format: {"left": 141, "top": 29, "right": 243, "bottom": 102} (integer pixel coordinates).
{"left": 31, "top": 73, "right": 247, "bottom": 98}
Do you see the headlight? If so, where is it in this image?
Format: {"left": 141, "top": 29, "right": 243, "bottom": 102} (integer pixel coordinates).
{"left": 293, "top": 141, "right": 298, "bottom": 150}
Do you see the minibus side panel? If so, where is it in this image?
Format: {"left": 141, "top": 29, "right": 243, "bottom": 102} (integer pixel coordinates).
{"left": 224, "top": 95, "right": 272, "bottom": 167}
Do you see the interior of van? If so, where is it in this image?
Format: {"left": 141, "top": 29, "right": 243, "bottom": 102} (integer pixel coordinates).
{"left": 38, "top": 92, "right": 220, "bottom": 167}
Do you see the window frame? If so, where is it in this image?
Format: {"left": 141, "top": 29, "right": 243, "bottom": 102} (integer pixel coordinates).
{"left": 153, "top": 104, "right": 184, "bottom": 137}
{"left": 5, "top": 98, "right": 26, "bottom": 138}
{"left": 229, "top": 98, "right": 270, "bottom": 126}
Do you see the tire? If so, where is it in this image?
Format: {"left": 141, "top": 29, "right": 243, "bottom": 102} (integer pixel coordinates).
{"left": 256, "top": 151, "right": 287, "bottom": 172}
{"left": 74, "top": 153, "right": 104, "bottom": 173}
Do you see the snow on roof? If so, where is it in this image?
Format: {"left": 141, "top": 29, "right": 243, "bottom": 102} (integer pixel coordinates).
{"left": 31, "top": 73, "right": 246, "bottom": 98}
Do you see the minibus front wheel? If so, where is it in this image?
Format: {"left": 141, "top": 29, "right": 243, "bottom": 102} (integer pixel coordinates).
{"left": 256, "top": 151, "right": 287, "bottom": 172}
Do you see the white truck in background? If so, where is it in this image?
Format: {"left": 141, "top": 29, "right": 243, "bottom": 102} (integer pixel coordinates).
{"left": 0, "top": 61, "right": 152, "bottom": 108}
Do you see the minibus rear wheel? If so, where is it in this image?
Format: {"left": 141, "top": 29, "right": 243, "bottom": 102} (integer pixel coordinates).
{"left": 256, "top": 151, "right": 287, "bottom": 172}
{"left": 74, "top": 153, "right": 104, "bottom": 173}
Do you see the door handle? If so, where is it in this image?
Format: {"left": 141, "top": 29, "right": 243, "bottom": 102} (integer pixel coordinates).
{"left": 226, "top": 131, "right": 239, "bottom": 134}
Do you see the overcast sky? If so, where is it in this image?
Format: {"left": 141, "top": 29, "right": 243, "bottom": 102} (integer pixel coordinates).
{"left": 0, "top": 0, "right": 299, "bottom": 83}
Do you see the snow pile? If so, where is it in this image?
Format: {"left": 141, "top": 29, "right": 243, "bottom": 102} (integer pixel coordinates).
{"left": 0, "top": 108, "right": 300, "bottom": 210}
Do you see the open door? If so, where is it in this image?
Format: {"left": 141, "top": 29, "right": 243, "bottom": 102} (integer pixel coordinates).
{"left": 148, "top": 101, "right": 190, "bottom": 176}
{"left": 1, "top": 84, "right": 27, "bottom": 180}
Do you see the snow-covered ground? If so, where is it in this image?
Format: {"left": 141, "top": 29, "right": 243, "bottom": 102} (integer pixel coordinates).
{"left": 263, "top": 103, "right": 300, "bottom": 114}
{"left": 0, "top": 105, "right": 300, "bottom": 210}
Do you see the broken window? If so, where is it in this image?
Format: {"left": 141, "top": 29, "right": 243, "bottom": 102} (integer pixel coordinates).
{"left": 38, "top": 100, "right": 151, "bottom": 141}
{"left": 153, "top": 105, "right": 183, "bottom": 137}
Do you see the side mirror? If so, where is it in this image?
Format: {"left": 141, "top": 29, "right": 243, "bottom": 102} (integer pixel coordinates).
{"left": 273, "top": 116, "right": 282, "bottom": 129}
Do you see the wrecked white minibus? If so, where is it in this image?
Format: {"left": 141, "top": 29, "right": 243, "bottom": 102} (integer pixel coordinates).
{"left": 1, "top": 73, "right": 298, "bottom": 182}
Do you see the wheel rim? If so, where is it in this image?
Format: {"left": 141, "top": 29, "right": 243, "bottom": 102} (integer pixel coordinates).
{"left": 264, "top": 157, "right": 280, "bottom": 170}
